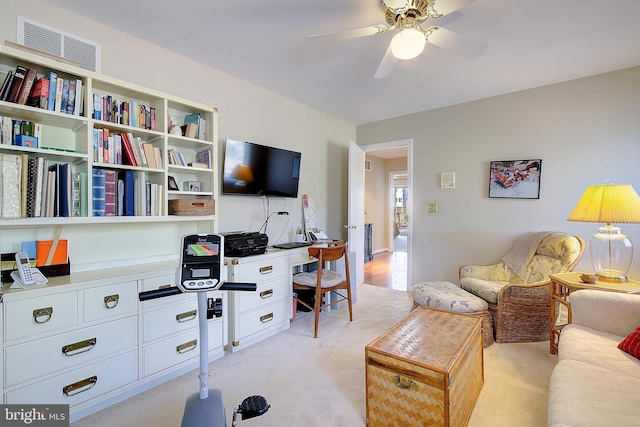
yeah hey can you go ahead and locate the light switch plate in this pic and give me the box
[428,203,437,213]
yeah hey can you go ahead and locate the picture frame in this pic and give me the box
[488,159,542,199]
[168,175,179,191]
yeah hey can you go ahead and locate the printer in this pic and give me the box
[222,232,268,257]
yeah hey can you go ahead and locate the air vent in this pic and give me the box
[17,16,101,72]
[365,160,372,171]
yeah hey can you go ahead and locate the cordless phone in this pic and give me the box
[11,252,48,287]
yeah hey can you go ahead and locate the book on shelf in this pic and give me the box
[177,151,187,166]
[120,170,135,216]
[16,68,37,105]
[60,79,70,114]
[65,79,76,115]
[142,143,157,168]
[195,149,212,168]
[153,146,162,169]
[0,153,22,218]
[92,168,106,217]
[183,113,200,139]
[198,116,207,140]
[6,65,28,104]
[26,157,37,217]
[59,163,72,217]
[104,169,117,216]
[20,154,28,218]
[44,72,57,111]
[0,70,14,101]
[188,162,208,169]
[27,77,49,109]
[92,93,102,120]
[72,171,86,217]
[47,163,60,217]
[120,132,137,166]
[54,77,64,113]
[34,156,45,217]
[0,116,11,144]
[134,136,148,167]
[150,106,156,131]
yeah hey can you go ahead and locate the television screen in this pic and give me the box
[222,138,302,198]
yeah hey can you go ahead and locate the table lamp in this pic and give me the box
[567,180,640,282]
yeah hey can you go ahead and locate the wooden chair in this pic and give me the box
[293,241,353,338]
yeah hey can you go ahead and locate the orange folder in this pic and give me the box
[36,239,69,267]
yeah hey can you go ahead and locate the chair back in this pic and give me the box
[513,233,585,284]
[308,243,347,263]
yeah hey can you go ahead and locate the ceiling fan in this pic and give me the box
[307,0,486,79]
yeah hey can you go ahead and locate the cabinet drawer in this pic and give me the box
[289,249,315,267]
[232,256,290,283]
[4,350,138,407]
[141,273,191,308]
[4,316,137,387]
[82,281,138,323]
[3,292,78,342]
[237,276,291,313]
[142,319,224,377]
[237,299,290,342]
[143,300,199,343]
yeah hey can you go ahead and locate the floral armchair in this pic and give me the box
[458,232,585,343]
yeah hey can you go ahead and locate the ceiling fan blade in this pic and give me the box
[428,0,476,17]
[373,45,398,79]
[426,27,487,59]
[306,24,388,43]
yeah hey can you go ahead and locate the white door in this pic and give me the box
[347,140,365,287]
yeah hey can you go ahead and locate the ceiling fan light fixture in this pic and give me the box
[383,0,410,12]
[390,26,426,60]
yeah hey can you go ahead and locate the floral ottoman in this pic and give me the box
[411,281,494,347]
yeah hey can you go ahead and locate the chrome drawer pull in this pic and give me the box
[259,266,273,274]
[104,294,120,309]
[62,338,97,356]
[394,376,415,390]
[259,289,273,299]
[63,375,97,397]
[177,339,197,354]
[33,307,53,324]
[176,310,197,323]
[260,313,274,323]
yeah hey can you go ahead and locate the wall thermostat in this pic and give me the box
[441,172,456,189]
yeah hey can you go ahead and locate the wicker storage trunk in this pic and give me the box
[366,307,484,427]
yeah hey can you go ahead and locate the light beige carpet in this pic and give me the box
[71,284,556,426]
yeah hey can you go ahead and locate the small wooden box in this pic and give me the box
[168,199,215,216]
[366,307,483,427]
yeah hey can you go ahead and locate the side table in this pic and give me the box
[549,272,640,354]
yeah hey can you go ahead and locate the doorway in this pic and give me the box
[362,140,411,291]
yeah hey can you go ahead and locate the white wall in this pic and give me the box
[0,0,355,271]
[357,67,640,284]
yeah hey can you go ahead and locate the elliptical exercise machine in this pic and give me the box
[139,234,269,426]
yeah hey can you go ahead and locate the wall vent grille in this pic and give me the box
[365,160,372,171]
[17,16,101,72]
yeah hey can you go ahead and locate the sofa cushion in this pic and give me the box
[618,325,640,359]
[548,359,640,427]
[459,277,509,305]
[558,324,640,379]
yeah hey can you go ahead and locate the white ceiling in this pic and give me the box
[48,0,640,125]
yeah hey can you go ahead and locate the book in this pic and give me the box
[92,168,106,217]
[26,157,37,217]
[16,68,37,105]
[153,146,162,168]
[20,154,28,218]
[6,65,27,103]
[74,78,83,116]
[117,177,124,216]
[44,72,57,111]
[142,143,157,168]
[47,163,60,217]
[60,79,70,114]
[120,132,137,166]
[183,113,200,139]
[34,156,45,217]
[59,163,72,217]
[195,149,212,168]
[54,77,64,113]
[65,79,76,115]
[28,77,49,109]
[0,116,11,144]
[72,172,82,217]
[0,154,22,218]
[120,170,135,216]
[92,92,101,120]
[104,169,117,216]
[0,70,14,101]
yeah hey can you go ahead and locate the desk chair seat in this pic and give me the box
[293,242,353,338]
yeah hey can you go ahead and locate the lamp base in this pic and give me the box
[596,274,628,283]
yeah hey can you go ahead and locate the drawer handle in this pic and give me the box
[394,376,415,390]
[260,313,274,323]
[33,307,53,324]
[176,339,197,354]
[104,294,120,309]
[176,310,197,323]
[259,266,273,275]
[63,375,97,397]
[62,338,97,356]
[259,289,273,299]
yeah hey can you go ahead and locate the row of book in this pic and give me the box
[0,65,83,116]
[0,116,43,147]
[93,129,163,168]
[0,153,84,219]
[93,94,156,131]
[167,148,212,168]
[92,169,163,217]
[169,112,207,140]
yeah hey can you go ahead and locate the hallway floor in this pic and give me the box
[364,250,407,291]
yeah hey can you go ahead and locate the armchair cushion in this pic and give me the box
[458,278,509,305]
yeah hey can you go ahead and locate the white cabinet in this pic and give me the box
[227,251,293,352]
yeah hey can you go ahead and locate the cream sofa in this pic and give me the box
[548,289,640,427]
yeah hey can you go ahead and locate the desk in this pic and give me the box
[549,272,640,354]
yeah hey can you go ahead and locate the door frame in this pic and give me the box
[362,139,413,291]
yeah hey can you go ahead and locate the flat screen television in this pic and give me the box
[222,138,302,198]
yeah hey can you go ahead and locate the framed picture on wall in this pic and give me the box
[488,159,542,199]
